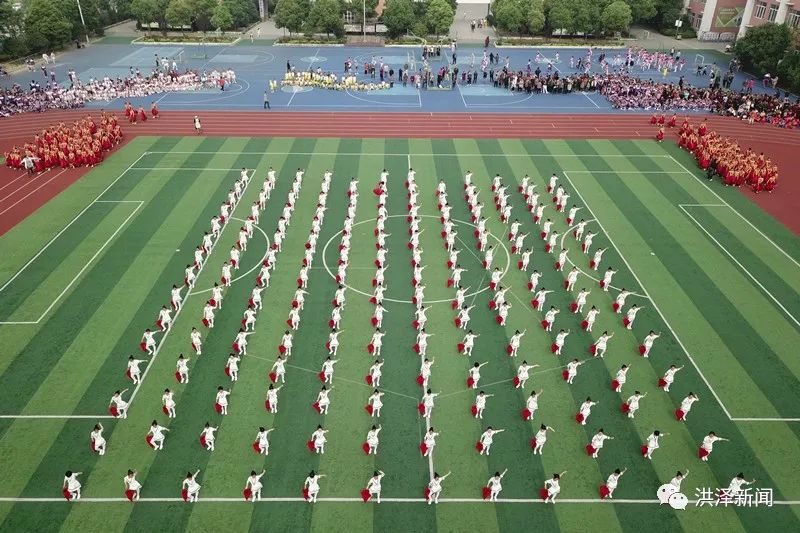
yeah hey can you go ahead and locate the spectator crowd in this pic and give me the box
[1,68,236,118]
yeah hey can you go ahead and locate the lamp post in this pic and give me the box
[363,0,366,38]
[76,0,90,44]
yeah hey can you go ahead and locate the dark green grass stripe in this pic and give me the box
[607,140,800,420]
[661,142,800,259]
[118,138,280,533]
[0,137,175,418]
[246,139,341,533]
[571,139,798,531]
[0,138,220,530]
[691,208,800,332]
[478,140,677,531]
[372,139,437,533]
[0,202,126,321]
[430,139,560,531]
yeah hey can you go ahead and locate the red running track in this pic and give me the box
[0,110,797,235]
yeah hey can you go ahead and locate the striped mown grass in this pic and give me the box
[0,137,797,533]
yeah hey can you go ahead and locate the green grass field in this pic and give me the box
[0,136,798,533]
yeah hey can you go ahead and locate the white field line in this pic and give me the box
[0,168,252,419]
[562,171,736,421]
[0,168,51,202]
[0,153,147,295]
[669,155,800,270]
[0,201,143,326]
[0,170,31,193]
[0,169,68,216]
[126,169,254,408]
[0,496,797,505]
[145,152,675,157]
[128,168,243,171]
[680,205,800,329]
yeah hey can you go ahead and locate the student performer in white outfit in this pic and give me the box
[478,426,505,455]
[304,471,325,503]
[200,422,218,451]
[426,471,451,505]
[486,469,508,502]
[63,471,82,500]
[254,427,275,455]
[588,428,614,459]
[365,424,382,455]
[126,355,147,385]
[190,328,202,355]
[90,423,106,455]
[644,430,668,460]
[366,470,385,503]
[532,424,555,455]
[246,469,266,502]
[162,388,176,418]
[124,469,142,501]
[542,471,567,503]
[698,431,729,461]
[109,389,130,418]
[182,470,201,502]
[603,468,627,498]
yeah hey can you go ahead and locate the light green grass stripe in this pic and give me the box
[0,140,218,506]
[490,141,622,533]
[464,139,621,531]
[0,139,156,388]
[408,139,501,533]
[180,139,323,533]
[737,424,800,520]
[642,152,800,298]
[12,138,231,413]
[563,140,750,533]
[13,161,230,413]
[0,136,154,281]
[0,203,139,324]
[309,139,384,532]
[56,138,262,532]
[598,154,800,382]
[582,139,788,418]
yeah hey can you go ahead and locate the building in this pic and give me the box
[684,0,800,41]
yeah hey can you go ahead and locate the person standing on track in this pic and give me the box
[193,116,202,135]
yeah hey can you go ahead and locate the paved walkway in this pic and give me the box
[452,4,495,44]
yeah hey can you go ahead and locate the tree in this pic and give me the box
[492,0,524,34]
[527,0,545,34]
[547,2,573,34]
[61,0,102,38]
[735,23,791,75]
[625,0,655,24]
[776,49,800,94]
[307,0,344,37]
[188,0,217,31]
[382,0,416,38]
[211,2,235,30]
[600,0,632,33]
[224,0,260,28]
[345,0,379,35]
[274,0,308,35]
[0,0,27,57]
[570,0,598,34]
[130,0,170,32]
[165,0,192,28]
[426,0,454,37]
[24,0,73,51]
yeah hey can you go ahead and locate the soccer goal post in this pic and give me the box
[694,54,705,67]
